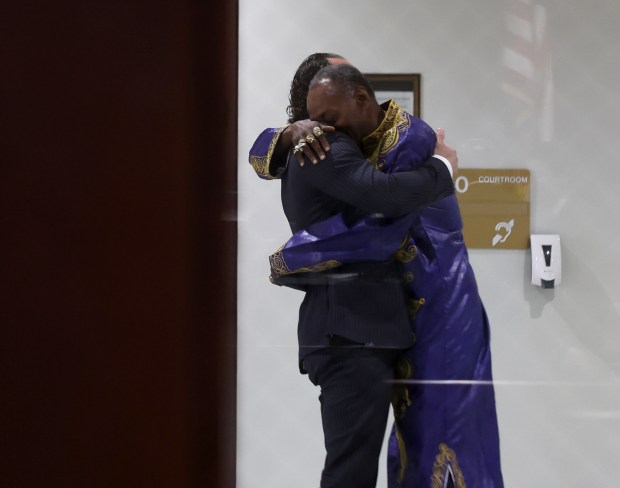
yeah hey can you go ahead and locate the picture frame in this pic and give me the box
[364,73,421,117]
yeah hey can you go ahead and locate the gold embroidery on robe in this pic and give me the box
[362,100,411,169]
[395,233,418,263]
[407,298,425,318]
[431,444,467,488]
[391,357,413,482]
[249,154,270,179]
[269,248,341,276]
[250,126,288,179]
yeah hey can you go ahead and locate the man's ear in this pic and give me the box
[354,86,370,107]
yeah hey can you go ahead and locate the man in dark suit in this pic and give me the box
[277,121,456,487]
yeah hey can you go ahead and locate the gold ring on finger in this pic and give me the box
[313,127,324,137]
[305,134,316,144]
[293,144,301,154]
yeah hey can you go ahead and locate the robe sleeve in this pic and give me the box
[248,126,289,180]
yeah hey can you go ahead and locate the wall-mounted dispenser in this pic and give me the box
[530,234,561,288]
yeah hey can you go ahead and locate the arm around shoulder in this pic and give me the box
[301,133,454,217]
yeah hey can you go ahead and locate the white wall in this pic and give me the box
[237,1,620,487]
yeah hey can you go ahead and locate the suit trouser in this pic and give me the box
[303,340,402,488]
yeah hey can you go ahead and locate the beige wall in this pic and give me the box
[238,1,620,486]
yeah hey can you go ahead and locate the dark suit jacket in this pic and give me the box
[279,132,454,368]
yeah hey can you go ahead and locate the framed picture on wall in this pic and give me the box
[364,73,421,117]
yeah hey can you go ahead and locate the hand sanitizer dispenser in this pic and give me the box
[530,234,561,288]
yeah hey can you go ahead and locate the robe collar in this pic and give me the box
[361,99,401,158]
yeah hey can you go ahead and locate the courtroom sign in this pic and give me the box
[455,169,530,249]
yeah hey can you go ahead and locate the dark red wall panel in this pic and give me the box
[1,2,237,487]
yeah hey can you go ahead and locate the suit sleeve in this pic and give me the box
[298,133,454,217]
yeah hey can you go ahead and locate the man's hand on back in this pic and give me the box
[433,128,458,177]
